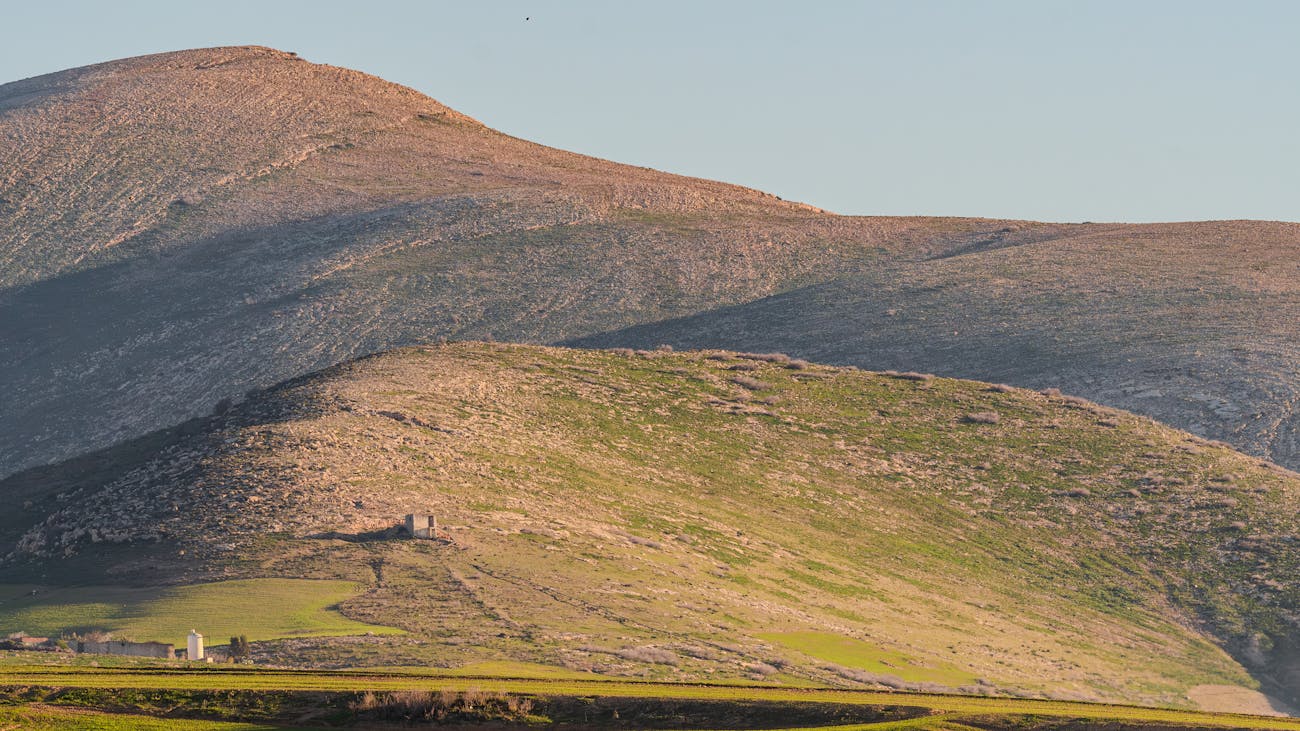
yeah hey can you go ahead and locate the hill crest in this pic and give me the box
[0,46,1297,502]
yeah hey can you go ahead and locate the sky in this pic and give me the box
[2,1,1298,223]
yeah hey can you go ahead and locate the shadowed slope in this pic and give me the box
[1,47,1298,481]
[0,46,1030,477]
[572,219,1300,469]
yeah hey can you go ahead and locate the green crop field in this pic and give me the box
[0,579,401,646]
[0,705,283,730]
[1,664,1299,730]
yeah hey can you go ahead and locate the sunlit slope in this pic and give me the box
[0,46,1019,477]
[3,47,1298,481]
[3,343,1298,709]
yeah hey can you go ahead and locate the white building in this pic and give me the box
[187,629,204,661]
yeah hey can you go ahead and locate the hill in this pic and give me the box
[1,46,1297,479]
[3,342,1299,713]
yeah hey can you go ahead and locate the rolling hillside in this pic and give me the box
[1,46,1297,479]
[3,343,1299,713]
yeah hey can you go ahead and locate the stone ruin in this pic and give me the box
[405,513,437,539]
[77,638,174,659]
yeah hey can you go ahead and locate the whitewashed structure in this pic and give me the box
[187,629,204,661]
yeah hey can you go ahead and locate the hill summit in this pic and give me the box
[1,46,1298,483]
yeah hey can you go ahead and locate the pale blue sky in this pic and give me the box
[3,1,1298,222]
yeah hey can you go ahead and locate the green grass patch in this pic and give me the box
[0,705,285,730]
[759,631,977,687]
[0,579,400,646]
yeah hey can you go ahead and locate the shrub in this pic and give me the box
[228,635,250,661]
[1064,487,1091,498]
[987,383,1016,393]
[615,646,680,665]
[624,533,663,549]
[739,352,790,363]
[731,376,771,391]
[962,411,1000,424]
[893,371,934,382]
[677,644,724,660]
[350,689,532,722]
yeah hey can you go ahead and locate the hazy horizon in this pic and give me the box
[4,0,1298,223]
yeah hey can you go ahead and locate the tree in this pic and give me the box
[229,634,250,661]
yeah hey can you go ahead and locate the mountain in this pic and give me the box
[3,342,1299,713]
[3,46,1297,480]
[571,219,1300,470]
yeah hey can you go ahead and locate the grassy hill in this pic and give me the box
[1,46,1298,482]
[3,343,1299,712]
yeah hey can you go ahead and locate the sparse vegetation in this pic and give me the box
[351,688,535,723]
[2,343,1298,710]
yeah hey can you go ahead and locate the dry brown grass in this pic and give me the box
[731,375,772,391]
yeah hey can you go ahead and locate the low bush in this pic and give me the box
[738,352,790,363]
[731,376,772,391]
[615,646,680,665]
[893,371,934,382]
[351,688,533,722]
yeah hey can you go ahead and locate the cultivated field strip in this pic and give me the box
[3,666,1300,729]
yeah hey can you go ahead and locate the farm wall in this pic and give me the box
[78,639,174,658]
